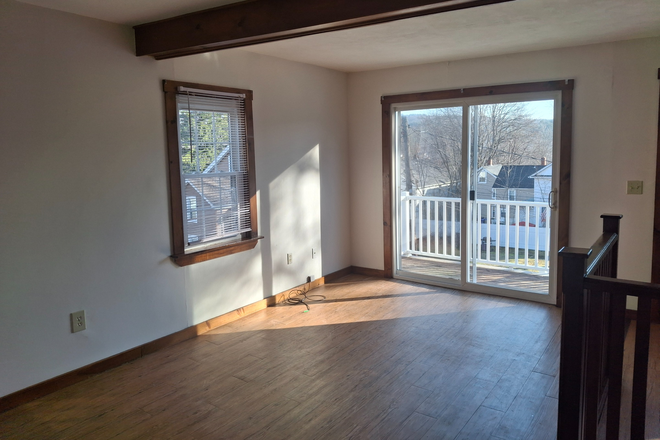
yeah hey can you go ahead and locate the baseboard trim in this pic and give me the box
[351,266,388,278]
[0,274,334,413]
[324,266,353,283]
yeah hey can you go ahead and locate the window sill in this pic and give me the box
[170,235,263,267]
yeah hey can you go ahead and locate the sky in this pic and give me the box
[527,100,554,120]
[403,99,555,120]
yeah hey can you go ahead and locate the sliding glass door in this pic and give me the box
[394,94,559,302]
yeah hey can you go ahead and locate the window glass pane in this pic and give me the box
[176,93,251,250]
[178,109,230,174]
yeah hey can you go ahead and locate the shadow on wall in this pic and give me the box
[184,144,322,325]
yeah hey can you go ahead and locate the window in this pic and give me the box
[508,189,516,201]
[478,170,487,183]
[163,80,260,266]
[186,196,198,222]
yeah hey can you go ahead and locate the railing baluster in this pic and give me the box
[411,199,417,253]
[515,205,520,266]
[496,203,501,263]
[606,293,626,440]
[434,200,439,256]
[525,206,530,267]
[534,206,540,268]
[583,289,604,438]
[486,203,492,262]
[426,200,431,253]
[477,202,482,261]
[457,202,461,257]
[631,296,652,440]
[402,196,409,254]
[451,201,456,257]
[505,205,511,265]
[418,199,423,254]
[442,201,447,256]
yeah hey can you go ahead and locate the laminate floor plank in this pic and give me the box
[481,352,540,412]
[533,326,561,376]
[522,396,558,440]
[492,371,555,440]
[421,377,497,440]
[385,412,437,440]
[0,275,564,440]
[455,405,505,440]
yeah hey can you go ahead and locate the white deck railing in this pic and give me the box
[401,194,551,273]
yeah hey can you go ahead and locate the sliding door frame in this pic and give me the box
[382,80,574,306]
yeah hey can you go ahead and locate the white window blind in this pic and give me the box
[176,89,251,252]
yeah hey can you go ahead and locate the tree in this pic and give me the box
[400,102,553,198]
[178,109,230,174]
[471,102,551,168]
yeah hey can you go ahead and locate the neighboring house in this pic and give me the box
[476,164,503,200]
[491,165,545,202]
[183,180,217,244]
[184,146,239,245]
[530,164,553,203]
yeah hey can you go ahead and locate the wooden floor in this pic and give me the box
[401,256,549,294]
[4,276,655,439]
[0,275,565,439]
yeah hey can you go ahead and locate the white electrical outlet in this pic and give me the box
[287,253,292,265]
[312,248,317,259]
[71,310,86,333]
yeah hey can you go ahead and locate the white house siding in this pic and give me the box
[476,172,498,200]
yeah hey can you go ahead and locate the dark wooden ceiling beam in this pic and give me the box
[134,0,513,59]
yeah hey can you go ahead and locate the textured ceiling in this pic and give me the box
[16,0,660,72]
[17,0,246,26]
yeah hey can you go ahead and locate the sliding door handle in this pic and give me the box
[548,189,558,210]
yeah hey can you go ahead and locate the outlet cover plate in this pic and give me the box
[71,310,86,333]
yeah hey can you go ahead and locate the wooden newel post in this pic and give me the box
[557,245,591,440]
[600,214,622,235]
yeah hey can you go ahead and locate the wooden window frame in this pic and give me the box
[381,80,573,306]
[163,79,261,267]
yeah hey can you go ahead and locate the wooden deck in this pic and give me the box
[401,256,549,294]
[0,274,656,439]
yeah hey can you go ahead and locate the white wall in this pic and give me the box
[348,38,660,292]
[0,0,350,397]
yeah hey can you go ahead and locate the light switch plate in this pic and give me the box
[626,181,643,195]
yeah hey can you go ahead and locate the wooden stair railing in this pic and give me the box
[558,214,660,440]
